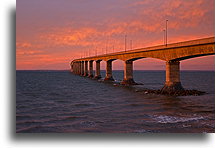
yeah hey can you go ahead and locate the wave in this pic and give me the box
[80,121,96,128]
[152,115,204,124]
[74,103,94,107]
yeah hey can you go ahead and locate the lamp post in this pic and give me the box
[88,49,90,57]
[125,34,127,52]
[95,48,97,56]
[106,37,109,54]
[166,19,168,46]
[130,40,132,50]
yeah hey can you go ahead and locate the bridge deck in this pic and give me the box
[73,37,214,62]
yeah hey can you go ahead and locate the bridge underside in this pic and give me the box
[171,53,215,61]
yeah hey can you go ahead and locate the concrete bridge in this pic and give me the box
[71,37,215,92]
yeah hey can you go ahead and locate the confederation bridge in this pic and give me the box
[71,37,215,92]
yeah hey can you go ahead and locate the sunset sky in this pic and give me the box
[16,0,214,70]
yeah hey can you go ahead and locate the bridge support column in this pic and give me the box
[88,61,94,78]
[84,61,88,76]
[121,60,136,85]
[81,61,85,76]
[70,62,73,73]
[73,62,76,74]
[77,62,79,75]
[162,60,184,92]
[78,62,81,75]
[94,60,101,79]
[76,62,79,75]
[75,62,78,75]
[73,63,75,74]
[104,60,114,81]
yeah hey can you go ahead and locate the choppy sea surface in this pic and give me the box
[16,70,215,133]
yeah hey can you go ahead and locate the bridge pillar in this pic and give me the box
[88,60,94,78]
[121,60,136,85]
[104,60,114,81]
[70,62,73,73]
[162,60,184,92]
[75,62,78,74]
[81,61,84,76]
[73,62,75,74]
[78,62,81,75]
[77,62,79,75]
[73,62,76,74]
[78,61,81,75]
[84,61,88,76]
[77,62,80,75]
[94,60,101,79]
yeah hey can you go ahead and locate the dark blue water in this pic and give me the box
[16,70,215,133]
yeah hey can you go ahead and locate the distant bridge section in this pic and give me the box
[71,37,215,92]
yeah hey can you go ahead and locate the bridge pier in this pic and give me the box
[70,62,73,73]
[84,61,88,76]
[162,60,184,92]
[72,62,75,74]
[74,62,77,74]
[78,62,82,75]
[88,60,94,78]
[121,60,136,85]
[94,60,101,79]
[75,62,78,75]
[104,60,114,81]
[81,61,84,76]
[78,62,80,75]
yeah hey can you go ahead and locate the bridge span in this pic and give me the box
[71,37,215,92]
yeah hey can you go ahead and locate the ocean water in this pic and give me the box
[16,70,215,133]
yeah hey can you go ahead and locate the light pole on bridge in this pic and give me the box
[166,19,168,46]
[125,34,127,52]
[88,49,90,57]
[130,40,132,50]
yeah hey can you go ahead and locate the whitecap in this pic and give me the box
[153,115,204,124]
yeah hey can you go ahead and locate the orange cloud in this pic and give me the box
[16,53,72,70]
[16,41,44,57]
[126,0,213,31]
[16,42,32,48]
[39,27,102,47]
[17,49,43,56]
